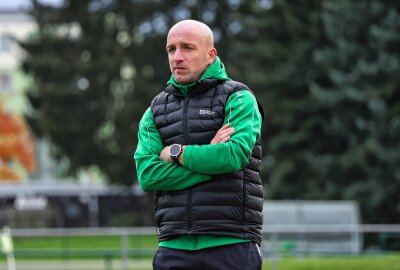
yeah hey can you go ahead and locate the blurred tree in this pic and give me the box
[234,0,400,223]
[20,0,245,185]
[19,0,399,223]
[308,0,400,223]
[20,0,171,184]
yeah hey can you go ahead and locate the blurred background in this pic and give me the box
[0,0,399,269]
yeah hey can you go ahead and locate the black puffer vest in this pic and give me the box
[151,79,264,245]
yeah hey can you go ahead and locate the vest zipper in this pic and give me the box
[183,97,192,234]
[183,97,189,143]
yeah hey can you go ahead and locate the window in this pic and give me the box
[0,35,12,52]
[0,74,12,92]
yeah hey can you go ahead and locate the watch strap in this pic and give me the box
[171,155,180,163]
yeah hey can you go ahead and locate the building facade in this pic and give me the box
[0,10,35,114]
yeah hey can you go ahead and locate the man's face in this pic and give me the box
[166,28,212,85]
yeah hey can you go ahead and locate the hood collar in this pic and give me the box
[167,56,230,96]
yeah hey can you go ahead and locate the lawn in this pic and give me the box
[8,234,158,259]
[12,234,158,249]
[262,255,400,270]
[2,235,400,269]
[2,256,399,270]
[131,255,400,270]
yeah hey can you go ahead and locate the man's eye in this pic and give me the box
[168,48,175,53]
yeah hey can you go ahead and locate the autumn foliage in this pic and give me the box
[0,103,36,182]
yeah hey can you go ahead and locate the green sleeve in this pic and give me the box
[183,90,262,174]
[134,108,210,192]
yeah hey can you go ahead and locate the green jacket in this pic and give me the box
[134,57,263,250]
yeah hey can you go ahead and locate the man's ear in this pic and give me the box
[208,48,217,64]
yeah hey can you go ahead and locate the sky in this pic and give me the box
[0,0,62,10]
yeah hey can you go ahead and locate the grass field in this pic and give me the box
[2,256,400,270]
[12,234,158,250]
[2,235,399,269]
[262,255,400,270]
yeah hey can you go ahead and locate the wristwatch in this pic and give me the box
[169,144,182,164]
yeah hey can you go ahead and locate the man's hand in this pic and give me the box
[160,146,173,163]
[210,123,235,144]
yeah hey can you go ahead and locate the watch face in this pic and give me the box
[170,144,181,156]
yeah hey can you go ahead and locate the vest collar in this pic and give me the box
[165,79,221,97]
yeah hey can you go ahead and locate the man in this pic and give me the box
[134,19,264,270]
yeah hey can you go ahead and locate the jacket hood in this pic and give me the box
[167,56,230,95]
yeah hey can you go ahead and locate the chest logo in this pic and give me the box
[200,109,215,115]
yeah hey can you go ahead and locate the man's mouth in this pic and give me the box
[174,67,187,74]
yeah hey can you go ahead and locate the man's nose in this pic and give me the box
[172,48,184,61]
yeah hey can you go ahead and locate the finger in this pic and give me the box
[217,127,235,138]
[219,136,230,143]
[210,125,234,144]
[213,131,234,144]
[217,123,230,133]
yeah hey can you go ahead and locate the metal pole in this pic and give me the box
[120,233,129,270]
[270,232,279,270]
[88,196,99,227]
[6,253,17,270]
[1,227,17,270]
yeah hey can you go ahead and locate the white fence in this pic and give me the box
[262,224,400,258]
[1,225,400,270]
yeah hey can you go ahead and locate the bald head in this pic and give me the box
[166,20,217,85]
[168,20,214,48]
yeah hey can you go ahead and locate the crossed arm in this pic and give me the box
[134,90,262,192]
[134,109,235,192]
[159,123,235,164]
